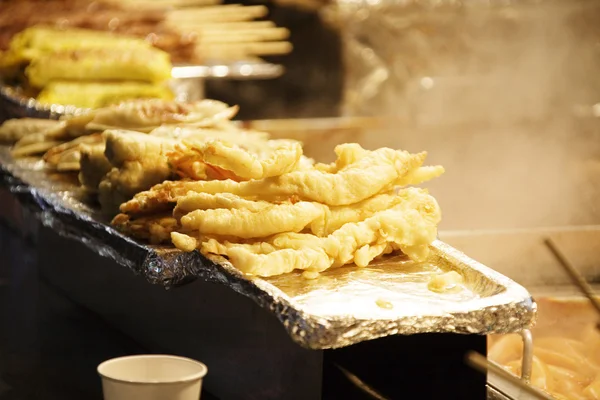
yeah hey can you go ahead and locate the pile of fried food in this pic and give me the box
[0,99,445,278]
[0,26,174,108]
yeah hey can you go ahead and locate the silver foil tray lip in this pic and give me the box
[0,146,536,350]
[171,62,283,80]
[210,240,536,349]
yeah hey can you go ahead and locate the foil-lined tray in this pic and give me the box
[0,146,535,349]
[0,61,283,120]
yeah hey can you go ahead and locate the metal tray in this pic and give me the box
[0,61,283,120]
[0,146,536,349]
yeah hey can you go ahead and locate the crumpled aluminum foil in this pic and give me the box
[0,146,535,349]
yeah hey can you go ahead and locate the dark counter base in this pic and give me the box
[0,180,486,399]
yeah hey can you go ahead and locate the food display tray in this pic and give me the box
[0,61,284,120]
[0,145,535,349]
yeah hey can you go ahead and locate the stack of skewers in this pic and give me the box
[0,0,293,63]
[0,0,293,115]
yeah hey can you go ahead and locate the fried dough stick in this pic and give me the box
[173,192,273,218]
[197,188,441,277]
[179,138,304,180]
[180,201,325,238]
[175,189,430,239]
[120,144,428,214]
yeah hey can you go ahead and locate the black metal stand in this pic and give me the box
[1,187,486,400]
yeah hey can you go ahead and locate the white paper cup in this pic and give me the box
[98,355,207,400]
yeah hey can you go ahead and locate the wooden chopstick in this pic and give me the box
[544,237,600,326]
[197,41,292,57]
[168,21,276,31]
[118,0,222,10]
[167,5,269,23]
[196,28,290,44]
[466,352,556,400]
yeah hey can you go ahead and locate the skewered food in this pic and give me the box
[1,26,174,107]
[0,0,292,63]
[3,26,154,69]
[26,48,172,88]
[37,81,174,109]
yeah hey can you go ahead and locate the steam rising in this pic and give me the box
[339,0,600,230]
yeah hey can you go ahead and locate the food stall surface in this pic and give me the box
[0,129,534,398]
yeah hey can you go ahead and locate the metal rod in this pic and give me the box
[543,238,600,324]
[520,329,533,382]
[334,363,391,400]
[465,352,556,400]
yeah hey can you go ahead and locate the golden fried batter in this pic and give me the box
[202,239,332,276]
[171,232,197,252]
[112,213,180,244]
[99,130,177,214]
[78,143,112,191]
[0,118,64,143]
[195,188,441,277]
[199,139,303,180]
[43,134,103,171]
[120,144,430,214]
[309,192,401,236]
[173,192,272,219]
[180,201,325,239]
[86,99,239,133]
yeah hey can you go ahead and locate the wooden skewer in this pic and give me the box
[167,12,267,24]
[167,5,268,23]
[197,41,292,57]
[273,0,328,11]
[169,4,245,14]
[118,0,222,9]
[466,352,556,400]
[168,21,276,31]
[544,238,600,328]
[195,28,290,44]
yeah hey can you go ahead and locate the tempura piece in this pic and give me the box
[197,188,440,276]
[199,139,303,180]
[396,165,445,186]
[180,201,325,239]
[150,125,270,146]
[99,130,177,214]
[85,99,238,133]
[174,192,273,219]
[0,118,63,143]
[11,140,62,158]
[37,81,174,109]
[314,143,369,173]
[202,239,332,277]
[79,143,112,191]
[309,192,401,236]
[120,144,431,214]
[171,232,197,252]
[26,47,172,88]
[43,134,103,171]
[112,213,180,244]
